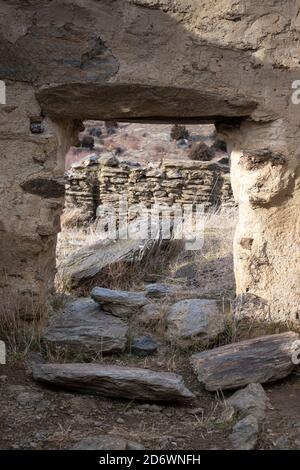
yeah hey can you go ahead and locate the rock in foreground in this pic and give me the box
[166,299,225,345]
[32,363,195,403]
[43,299,128,355]
[190,332,299,390]
[91,287,148,317]
[227,383,269,450]
[227,383,269,423]
[229,415,259,450]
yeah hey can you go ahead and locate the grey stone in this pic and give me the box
[227,383,269,423]
[43,298,128,355]
[144,283,174,299]
[138,304,162,325]
[190,332,299,390]
[32,363,195,403]
[16,391,44,407]
[173,262,198,280]
[91,287,148,317]
[127,441,146,450]
[274,436,294,450]
[72,435,127,450]
[166,299,224,345]
[229,415,259,450]
[131,335,158,356]
[99,153,119,167]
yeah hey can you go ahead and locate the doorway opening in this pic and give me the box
[56,120,237,301]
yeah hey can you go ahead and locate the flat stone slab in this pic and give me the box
[32,363,195,403]
[91,287,148,317]
[166,299,225,345]
[43,298,128,355]
[190,332,299,391]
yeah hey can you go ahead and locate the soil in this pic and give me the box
[0,356,299,450]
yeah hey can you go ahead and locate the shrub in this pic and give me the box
[187,142,214,161]
[88,126,102,138]
[80,134,94,150]
[105,121,119,135]
[170,124,189,141]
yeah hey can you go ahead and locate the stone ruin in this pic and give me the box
[65,154,234,224]
[0,0,300,323]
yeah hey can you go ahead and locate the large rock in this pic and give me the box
[165,299,225,345]
[91,287,148,317]
[59,218,160,289]
[190,332,299,391]
[227,383,269,450]
[229,415,259,450]
[43,298,128,354]
[227,383,269,423]
[32,363,195,403]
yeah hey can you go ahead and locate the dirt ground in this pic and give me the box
[1,209,299,450]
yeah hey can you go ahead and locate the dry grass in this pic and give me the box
[56,211,185,294]
[60,207,92,229]
[0,285,45,359]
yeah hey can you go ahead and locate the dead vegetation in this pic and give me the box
[0,283,45,359]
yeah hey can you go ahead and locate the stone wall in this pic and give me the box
[65,155,234,222]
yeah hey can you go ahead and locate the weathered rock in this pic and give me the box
[229,415,259,450]
[144,283,174,299]
[190,332,299,391]
[71,435,144,450]
[43,298,128,354]
[91,287,148,317]
[166,299,225,345]
[99,153,119,167]
[227,383,269,423]
[32,363,195,402]
[227,383,269,450]
[131,335,158,356]
[59,219,160,288]
[173,262,198,280]
[138,303,162,326]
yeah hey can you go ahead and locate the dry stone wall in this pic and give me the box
[65,155,234,221]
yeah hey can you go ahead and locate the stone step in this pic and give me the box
[190,332,299,391]
[91,286,149,317]
[43,298,128,355]
[32,363,195,403]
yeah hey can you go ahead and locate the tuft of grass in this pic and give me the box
[0,286,45,359]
